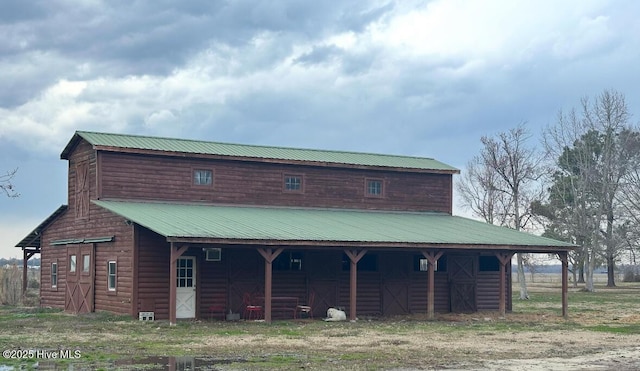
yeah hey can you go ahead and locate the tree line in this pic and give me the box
[458,90,640,296]
[0,258,41,267]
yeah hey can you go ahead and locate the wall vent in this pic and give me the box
[205,248,222,261]
[139,311,155,321]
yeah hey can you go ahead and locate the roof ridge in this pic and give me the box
[75,130,438,161]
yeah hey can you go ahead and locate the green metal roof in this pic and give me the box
[62,131,459,173]
[15,205,68,248]
[93,200,575,252]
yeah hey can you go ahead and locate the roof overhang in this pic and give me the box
[15,205,68,249]
[93,200,577,253]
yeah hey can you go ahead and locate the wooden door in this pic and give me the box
[308,281,338,317]
[448,255,477,313]
[176,257,196,319]
[382,281,409,315]
[65,245,94,313]
[381,253,409,315]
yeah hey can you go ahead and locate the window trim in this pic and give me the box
[82,254,91,274]
[192,168,214,187]
[69,255,77,273]
[205,248,222,261]
[51,262,58,289]
[365,178,384,198]
[413,255,447,272]
[283,173,304,193]
[107,260,117,292]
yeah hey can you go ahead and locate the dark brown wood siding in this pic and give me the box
[98,152,453,212]
[40,142,134,314]
[198,250,228,320]
[136,227,170,319]
[409,272,450,313]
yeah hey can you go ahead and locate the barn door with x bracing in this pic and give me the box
[65,244,95,314]
[448,255,477,313]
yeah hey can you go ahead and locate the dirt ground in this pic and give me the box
[178,309,640,370]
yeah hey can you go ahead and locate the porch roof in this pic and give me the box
[93,200,576,253]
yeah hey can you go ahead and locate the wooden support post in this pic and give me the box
[421,250,443,320]
[22,249,36,295]
[22,250,28,295]
[258,247,284,323]
[169,243,189,326]
[495,252,514,317]
[559,251,569,319]
[344,249,367,321]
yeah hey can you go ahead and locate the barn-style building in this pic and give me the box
[17,131,574,324]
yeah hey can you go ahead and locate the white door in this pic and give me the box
[176,257,196,319]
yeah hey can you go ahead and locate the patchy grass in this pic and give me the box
[1,282,640,370]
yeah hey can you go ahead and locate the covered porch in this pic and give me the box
[94,200,575,324]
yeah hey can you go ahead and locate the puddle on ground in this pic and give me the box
[2,356,248,370]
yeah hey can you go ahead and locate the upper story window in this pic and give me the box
[366,178,383,197]
[283,174,303,192]
[193,169,213,186]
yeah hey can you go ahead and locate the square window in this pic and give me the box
[342,253,378,271]
[193,169,213,186]
[108,261,117,291]
[284,175,302,192]
[479,256,500,271]
[205,248,222,261]
[51,263,58,288]
[366,179,383,196]
[274,252,304,271]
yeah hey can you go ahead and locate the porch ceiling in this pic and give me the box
[93,200,576,253]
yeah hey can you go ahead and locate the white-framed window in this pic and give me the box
[193,169,213,186]
[82,254,90,273]
[418,259,429,272]
[205,248,222,261]
[284,175,302,192]
[51,262,58,288]
[69,255,76,273]
[366,179,383,197]
[414,255,446,272]
[107,261,117,291]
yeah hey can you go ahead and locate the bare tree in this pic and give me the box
[457,155,509,226]
[543,90,640,290]
[1,168,19,198]
[458,124,542,299]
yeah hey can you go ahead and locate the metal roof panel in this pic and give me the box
[92,200,575,250]
[68,131,459,172]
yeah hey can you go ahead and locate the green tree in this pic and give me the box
[542,90,640,290]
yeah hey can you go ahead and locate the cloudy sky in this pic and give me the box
[1,0,640,258]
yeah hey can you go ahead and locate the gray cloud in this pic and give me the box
[2,0,640,257]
